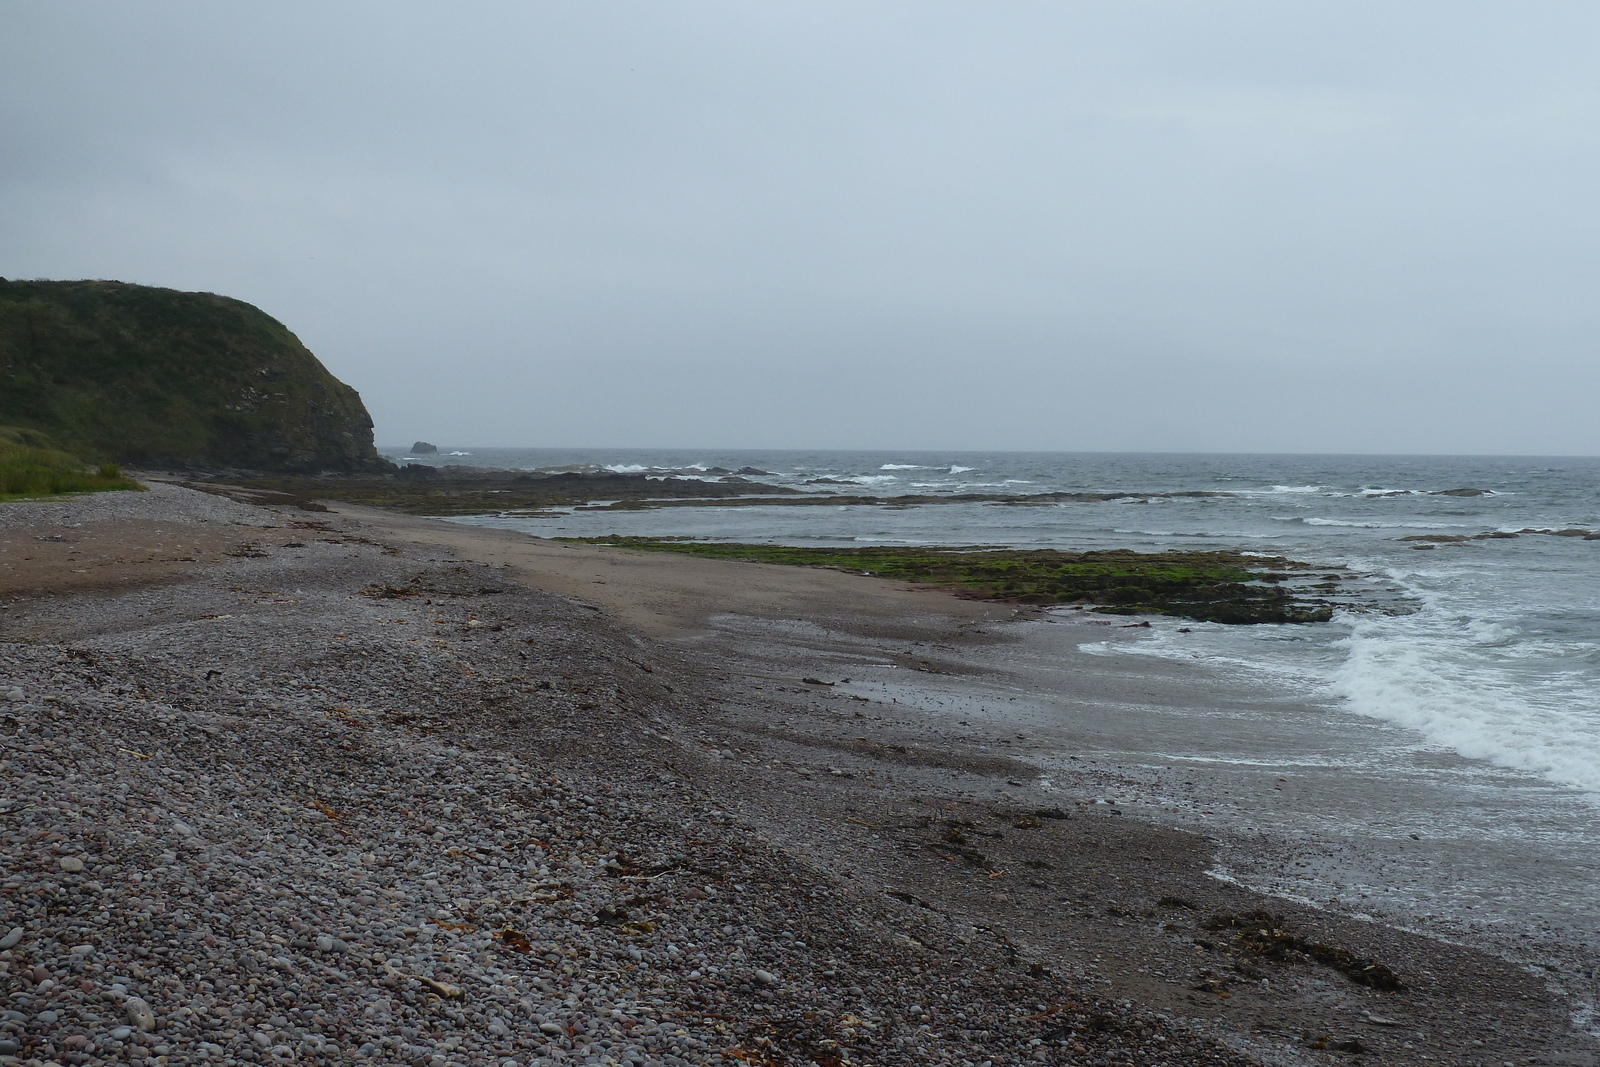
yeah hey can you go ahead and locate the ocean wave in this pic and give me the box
[1157,755,1357,768]
[1334,613,1600,795]
[948,465,977,474]
[1110,528,1286,539]
[1366,487,1502,498]
[1232,484,1351,497]
[1076,627,1339,688]
[1292,518,1471,529]
[1235,485,1498,500]
[879,463,934,470]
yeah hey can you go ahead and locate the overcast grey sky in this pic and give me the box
[4,2,1599,454]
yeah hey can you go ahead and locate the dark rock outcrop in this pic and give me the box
[411,441,439,454]
[0,279,387,472]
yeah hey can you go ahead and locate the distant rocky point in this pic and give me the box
[410,441,439,454]
[0,279,388,473]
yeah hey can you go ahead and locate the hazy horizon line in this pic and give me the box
[377,444,1600,461]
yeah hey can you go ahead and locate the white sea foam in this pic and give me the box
[1159,755,1359,768]
[879,463,933,470]
[1296,518,1468,529]
[1333,611,1600,796]
[948,465,977,474]
[1111,527,1285,539]
[1237,485,1480,499]
[1077,629,1338,690]
[1076,599,1600,799]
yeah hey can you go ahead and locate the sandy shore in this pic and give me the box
[318,504,1019,640]
[0,484,1594,1067]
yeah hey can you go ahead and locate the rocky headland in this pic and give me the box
[0,281,386,474]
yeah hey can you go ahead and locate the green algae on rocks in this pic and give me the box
[0,279,385,472]
[557,538,1339,624]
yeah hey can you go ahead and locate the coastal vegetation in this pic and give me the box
[0,279,385,472]
[557,537,1339,623]
[0,426,143,499]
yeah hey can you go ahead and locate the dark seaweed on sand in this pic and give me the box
[1204,911,1403,990]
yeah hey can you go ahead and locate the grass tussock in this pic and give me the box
[0,426,144,499]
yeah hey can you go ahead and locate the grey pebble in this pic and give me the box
[123,996,157,1032]
[0,927,21,950]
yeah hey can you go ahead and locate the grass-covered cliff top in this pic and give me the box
[0,279,385,472]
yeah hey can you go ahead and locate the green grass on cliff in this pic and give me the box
[0,279,383,472]
[556,537,1335,624]
[0,427,144,499]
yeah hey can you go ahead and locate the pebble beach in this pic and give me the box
[1,483,1594,1067]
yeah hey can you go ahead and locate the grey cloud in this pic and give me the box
[4,1,1599,453]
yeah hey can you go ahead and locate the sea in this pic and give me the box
[387,446,1600,1009]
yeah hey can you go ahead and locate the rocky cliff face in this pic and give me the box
[0,280,387,472]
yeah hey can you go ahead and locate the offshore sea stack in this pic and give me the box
[0,279,387,473]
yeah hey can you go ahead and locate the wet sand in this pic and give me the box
[320,502,1019,639]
